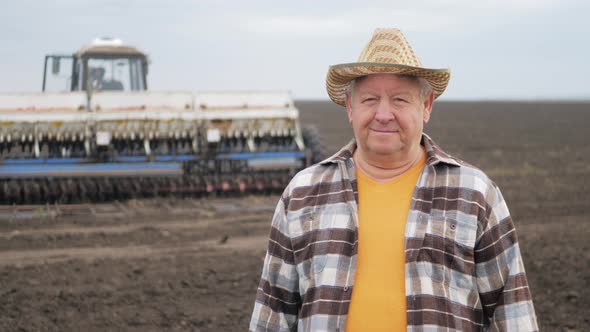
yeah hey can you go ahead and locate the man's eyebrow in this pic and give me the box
[392,92,415,98]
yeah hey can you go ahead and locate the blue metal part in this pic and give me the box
[113,155,199,162]
[112,152,306,162]
[0,151,306,178]
[218,151,306,160]
[2,158,89,165]
[0,162,183,178]
[1,151,305,164]
[154,155,198,162]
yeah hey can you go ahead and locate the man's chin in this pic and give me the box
[368,145,403,157]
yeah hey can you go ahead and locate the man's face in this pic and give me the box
[345,74,434,160]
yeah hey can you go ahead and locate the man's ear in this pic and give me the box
[345,93,353,124]
[422,91,435,124]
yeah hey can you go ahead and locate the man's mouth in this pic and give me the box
[370,128,399,133]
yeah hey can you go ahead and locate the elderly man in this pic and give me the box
[250,28,538,331]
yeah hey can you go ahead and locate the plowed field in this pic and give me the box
[1,101,588,331]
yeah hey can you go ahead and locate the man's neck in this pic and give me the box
[353,146,425,183]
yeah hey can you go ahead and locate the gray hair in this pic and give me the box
[345,75,433,102]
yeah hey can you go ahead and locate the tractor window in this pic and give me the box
[42,55,74,92]
[86,57,145,92]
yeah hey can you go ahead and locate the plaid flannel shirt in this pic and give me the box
[250,134,538,332]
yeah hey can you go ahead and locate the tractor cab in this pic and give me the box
[42,37,149,93]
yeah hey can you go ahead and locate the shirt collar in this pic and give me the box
[319,133,461,168]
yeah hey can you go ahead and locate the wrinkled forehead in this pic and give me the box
[346,74,421,97]
[351,74,420,87]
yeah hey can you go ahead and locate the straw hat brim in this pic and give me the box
[326,62,450,107]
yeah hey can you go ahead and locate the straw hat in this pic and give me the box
[326,28,450,106]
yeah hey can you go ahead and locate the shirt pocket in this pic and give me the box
[417,216,477,290]
[291,208,354,279]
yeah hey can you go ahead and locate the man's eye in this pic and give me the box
[393,98,408,103]
[362,98,376,103]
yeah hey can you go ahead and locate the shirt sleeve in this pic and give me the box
[249,196,301,332]
[474,182,539,331]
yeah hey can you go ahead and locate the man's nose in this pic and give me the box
[374,100,395,123]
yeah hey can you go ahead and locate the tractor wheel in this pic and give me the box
[301,124,328,165]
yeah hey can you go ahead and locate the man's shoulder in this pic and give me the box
[286,140,354,191]
[424,134,496,190]
[287,160,343,191]
[434,150,513,201]
[443,153,489,177]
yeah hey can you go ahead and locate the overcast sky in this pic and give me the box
[0,0,588,100]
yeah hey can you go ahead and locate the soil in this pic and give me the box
[1,100,589,331]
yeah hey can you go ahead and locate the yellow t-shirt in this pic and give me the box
[346,152,426,331]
